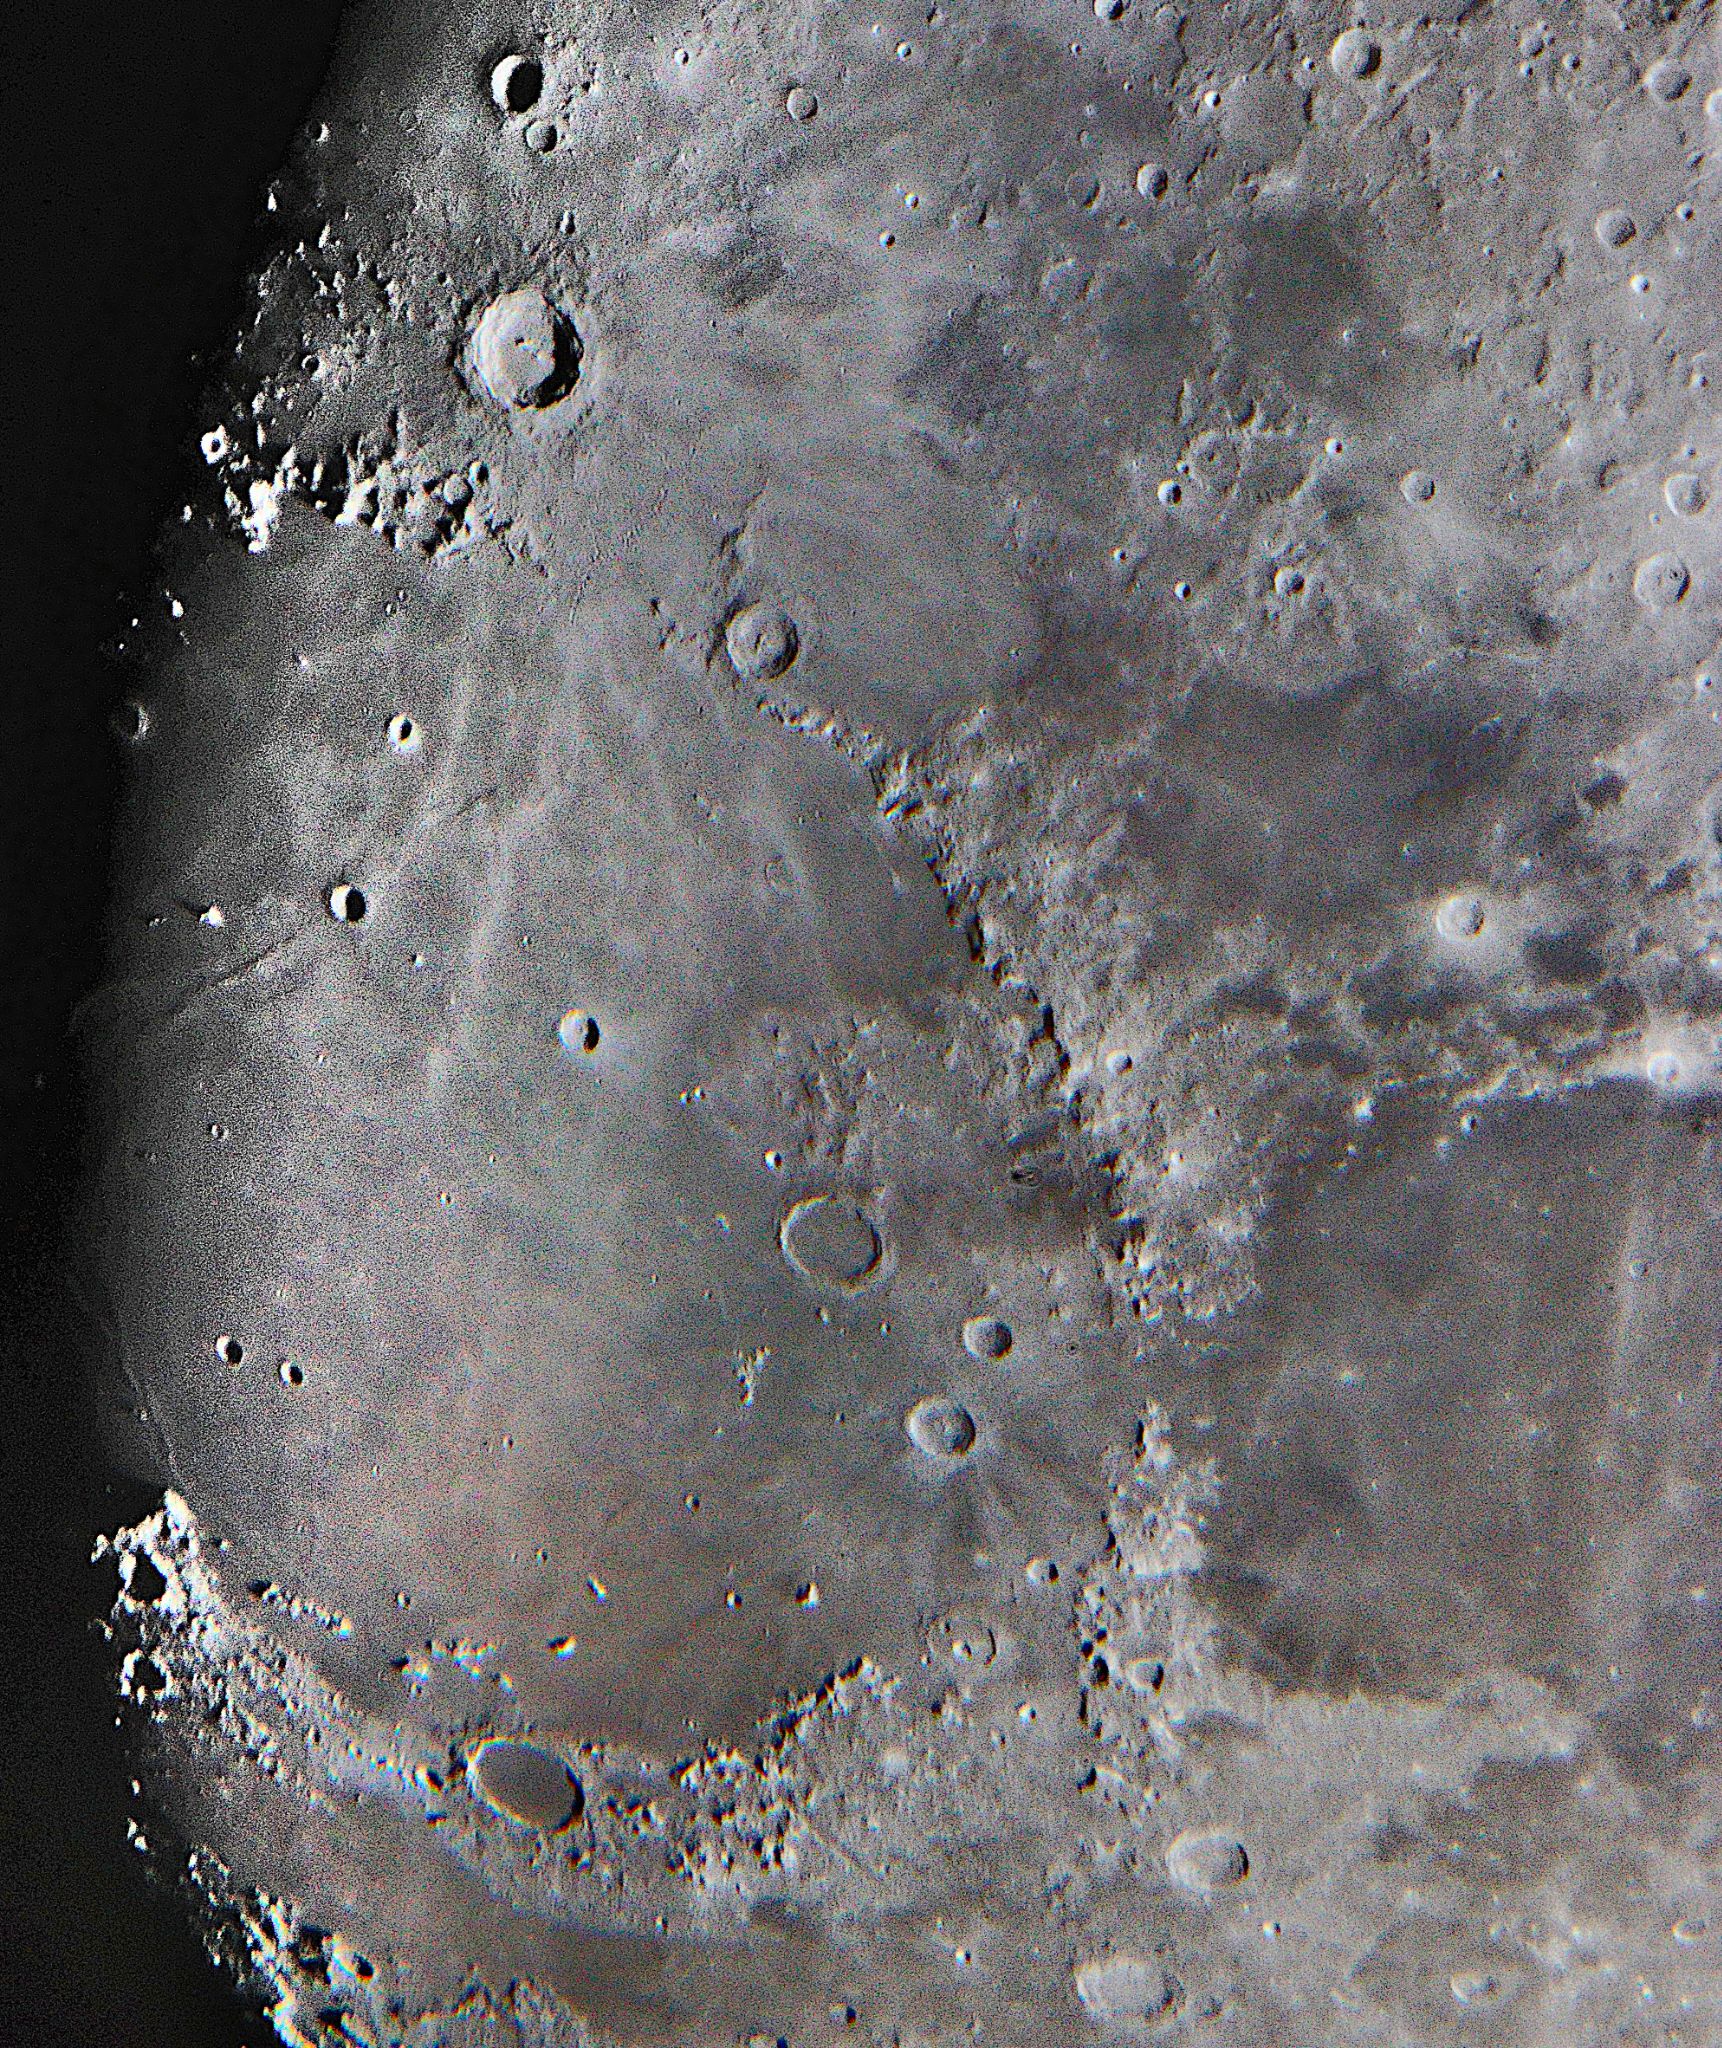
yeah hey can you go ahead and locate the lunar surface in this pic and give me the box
[88,1,1719,2042]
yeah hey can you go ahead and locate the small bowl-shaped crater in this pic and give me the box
[905,1396,977,1460]
[962,1314,1013,1360]
[1645,1048,1685,1090]
[929,1613,998,1666]
[490,53,544,115]
[1329,27,1380,78]
[126,1554,170,1605]
[473,289,581,411]
[725,602,800,683]
[1449,1966,1516,2008]
[112,699,151,744]
[1643,57,1689,103]
[124,1651,170,1699]
[1434,892,1486,942]
[1164,1827,1250,1894]
[1074,1955,1181,2026]
[557,1009,602,1055]
[779,1194,884,1291]
[1633,552,1689,612]
[1122,1654,1165,1694]
[468,1738,583,1832]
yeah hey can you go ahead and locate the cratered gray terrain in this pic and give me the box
[88,1,1719,2042]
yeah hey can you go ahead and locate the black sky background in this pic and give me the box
[1,7,346,2039]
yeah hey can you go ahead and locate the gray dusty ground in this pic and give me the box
[88,0,1719,2041]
